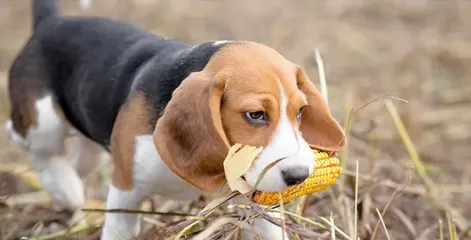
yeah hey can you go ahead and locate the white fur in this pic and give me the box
[27,96,84,209]
[212,40,231,46]
[79,0,92,9]
[244,84,315,192]
[101,185,143,240]
[132,135,200,199]
[4,95,106,210]
[35,156,85,210]
[5,95,85,210]
[27,95,67,155]
[102,135,200,240]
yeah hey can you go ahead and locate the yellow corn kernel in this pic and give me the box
[253,149,342,205]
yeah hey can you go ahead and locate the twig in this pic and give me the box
[326,94,407,164]
[280,196,286,240]
[250,158,284,196]
[337,90,353,231]
[81,208,197,217]
[447,213,456,240]
[267,208,327,229]
[340,90,353,186]
[353,161,359,240]
[452,222,458,240]
[330,212,335,240]
[375,208,390,240]
[318,216,353,240]
[314,48,328,104]
[439,219,444,240]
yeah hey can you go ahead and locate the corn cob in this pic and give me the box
[253,149,342,205]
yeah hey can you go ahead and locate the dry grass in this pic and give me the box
[0,0,470,239]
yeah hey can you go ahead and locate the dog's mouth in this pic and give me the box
[251,149,342,206]
[224,144,333,194]
[223,144,342,205]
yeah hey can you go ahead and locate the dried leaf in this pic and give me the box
[230,178,253,195]
[223,144,263,193]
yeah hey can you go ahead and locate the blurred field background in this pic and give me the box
[0,0,470,239]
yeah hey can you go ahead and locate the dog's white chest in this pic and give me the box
[133,135,201,200]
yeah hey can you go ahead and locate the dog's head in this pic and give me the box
[153,41,346,193]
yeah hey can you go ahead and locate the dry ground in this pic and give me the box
[0,1,470,239]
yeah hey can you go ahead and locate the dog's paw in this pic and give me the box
[39,158,85,210]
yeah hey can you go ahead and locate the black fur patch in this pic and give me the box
[26,13,228,148]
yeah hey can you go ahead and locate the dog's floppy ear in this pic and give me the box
[295,65,346,152]
[153,70,230,193]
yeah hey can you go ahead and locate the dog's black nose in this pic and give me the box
[281,167,309,186]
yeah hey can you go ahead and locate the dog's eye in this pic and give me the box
[296,106,305,120]
[244,111,267,126]
[247,111,265,120]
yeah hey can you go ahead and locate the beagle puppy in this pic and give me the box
[5,1,346,239]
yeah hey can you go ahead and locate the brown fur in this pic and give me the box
[7,40,54,137]
[110,92,154,190]
[8,75,42,138]
[9,87,69,140]
[153,42,345,192]
[295,66,346,151]
[153,69,231,192]
[9,90,39,138]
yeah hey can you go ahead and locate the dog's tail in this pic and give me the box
[32,0,60,30]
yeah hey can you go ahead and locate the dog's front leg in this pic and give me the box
[102,134,201,240]
[101,185,148,240]
[102,134,161,240]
